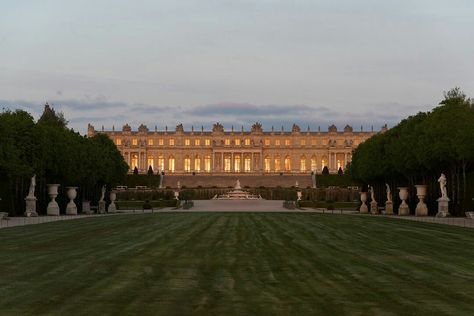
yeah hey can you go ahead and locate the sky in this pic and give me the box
[1,0,473,134]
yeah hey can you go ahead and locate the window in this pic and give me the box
[284,156,291,171]
[131,154,138,170]
[132,139,138,146]
[195,139,200,146]
[147,156,154,170]
[311,157,317,171]
[311,139,317,146]
[264,157,271,172]
[234,139,241,146]
[225,139,230,146]
[234,155,241,172]
[244,157,251,172]
[158,155,164,171]
[285,139,291,146]
[321,158,327,169]
[224,156,231,172]
[184,157,191,172]
[169,139,175,146]
[185,139,190,146]
[300,139,306,146]
[204,155,211,172]
[275,157,281,171]
[337,160,341,170]
[275,139,281,146]
[169,156,175,172]
[300,157,306,172]
[116,139,122,146]
[205,139,211,146]
[264,139,270,146]
[194,157,201,172]
[158,138,164,146]
[244,138,250,146]
[148,139,153,146]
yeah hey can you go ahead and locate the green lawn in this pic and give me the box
[0,213,473,315]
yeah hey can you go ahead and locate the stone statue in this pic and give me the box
[99,185,106,202]
[369,186,376,202]
[27,174,36,198]
[438,173,447,199]
[235,179,241,190]
[385,183,392,202]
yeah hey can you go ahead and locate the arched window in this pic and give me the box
[321,156,327,169]
[194,156,201,172]
[284,156,291,172]
[234,155,241,172]
[311,155,317,171]
[204,155,211,172]
[147,156,154,170]
[184,156,191,172]
[275,155,281,171]
[300,156,306,172]
[264,156,271,172]
[131,154,138,170]
[244,156,251,172]
[168,156,175,173]
[158,155,164,171]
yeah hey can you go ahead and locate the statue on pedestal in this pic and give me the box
[98,185,106,214]
[369,186,378,214]
[438,173,447,199]
[385,183,393,215]
[436,173,450,217]
[25,174,38,217]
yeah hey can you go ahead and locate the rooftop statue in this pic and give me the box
[212,122,224,133]
[251,122,263,133]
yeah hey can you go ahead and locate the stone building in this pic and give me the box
[88,122,383,175]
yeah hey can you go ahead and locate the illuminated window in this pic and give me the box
[275,156,281,171]
[321,158,327,169]
[147,156,154,170]
[234,155,241,172]
[244,157,251,172]
[264,139,270,146]
[116,139,122,146]
[285,139,291,146]
[195,139,200,146]
[184,157,191,172]
[205,139,211,146]
[204,155,211,172]
[244,138,251,146]
[169,139,175,146]
[284,156,291,171]
[185,139,190,146]
[168,156,175,172]
[225,139,230,146]
[131,154,138,170]
[132,139,138,146]
[300,156,306,172]
[194,157,201,172]
[264,156,271,172]
[158,138,164,146]
[224,156,231,172]
[148,139,153,146]
[337,160,341,170]
[234,139,241,146]
[300,139,306,146]
[158,155,164,171]
[311,139,317,146]
[275,139,281,146]
[311,156,317,171]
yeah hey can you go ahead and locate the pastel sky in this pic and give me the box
[1,0,473,134]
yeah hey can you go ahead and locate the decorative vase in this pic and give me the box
[65,187,78,215]
[397,187,410,215]
[415,185,428,216]
[359,192,368,214]
[47,184,60,216]
[108,191,117,213]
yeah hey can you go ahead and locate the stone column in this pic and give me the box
[231,152,234,172]
[221,152,224,172]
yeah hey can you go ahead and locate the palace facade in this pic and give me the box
[88,122,384,175]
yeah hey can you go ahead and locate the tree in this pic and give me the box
[322,166,329,175]
[338,167,343,175]
[133,166,139,175]
[37,103,68,129]
[147,165,154,176]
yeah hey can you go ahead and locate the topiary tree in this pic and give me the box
[133,166,139,175]
[322,166,329,175]
[338,167,343,175]
[147,165,154,176]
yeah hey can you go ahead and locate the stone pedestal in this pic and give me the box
[415,185,428,216]
[47,184,60,216]
[98,201,106,214]
[359,192,368,214]
[436,197,450,217]
[385,201,393,215]
[370,201,378,215]
[398,187,410,216]
[108,192,117,213]
[65,187,78,215]
[82,201,93,214]
[25,197,38,217]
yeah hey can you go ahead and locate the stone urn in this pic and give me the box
[297,191,302,201]
[65,187,78,215]
[174,191,180,200]
[47,184,60,216]
[397,187,410,216]
[359,192,368,214]
[415,185,428,216]
[108,191,117,213]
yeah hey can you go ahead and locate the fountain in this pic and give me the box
[214,179,262,200]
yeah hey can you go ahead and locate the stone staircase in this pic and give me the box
[161,174,312,188]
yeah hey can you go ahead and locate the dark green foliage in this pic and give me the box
[322,166,329,175]
[337,167,343,175]
[147,165,154,176]
[179,189,195,202]
[133,166,139,175]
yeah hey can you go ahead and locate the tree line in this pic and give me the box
[349,88,474,215]
[0,104,129,215]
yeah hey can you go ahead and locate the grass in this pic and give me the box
[0,213,473,315]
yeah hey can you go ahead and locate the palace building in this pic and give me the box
[88,122,384,175]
